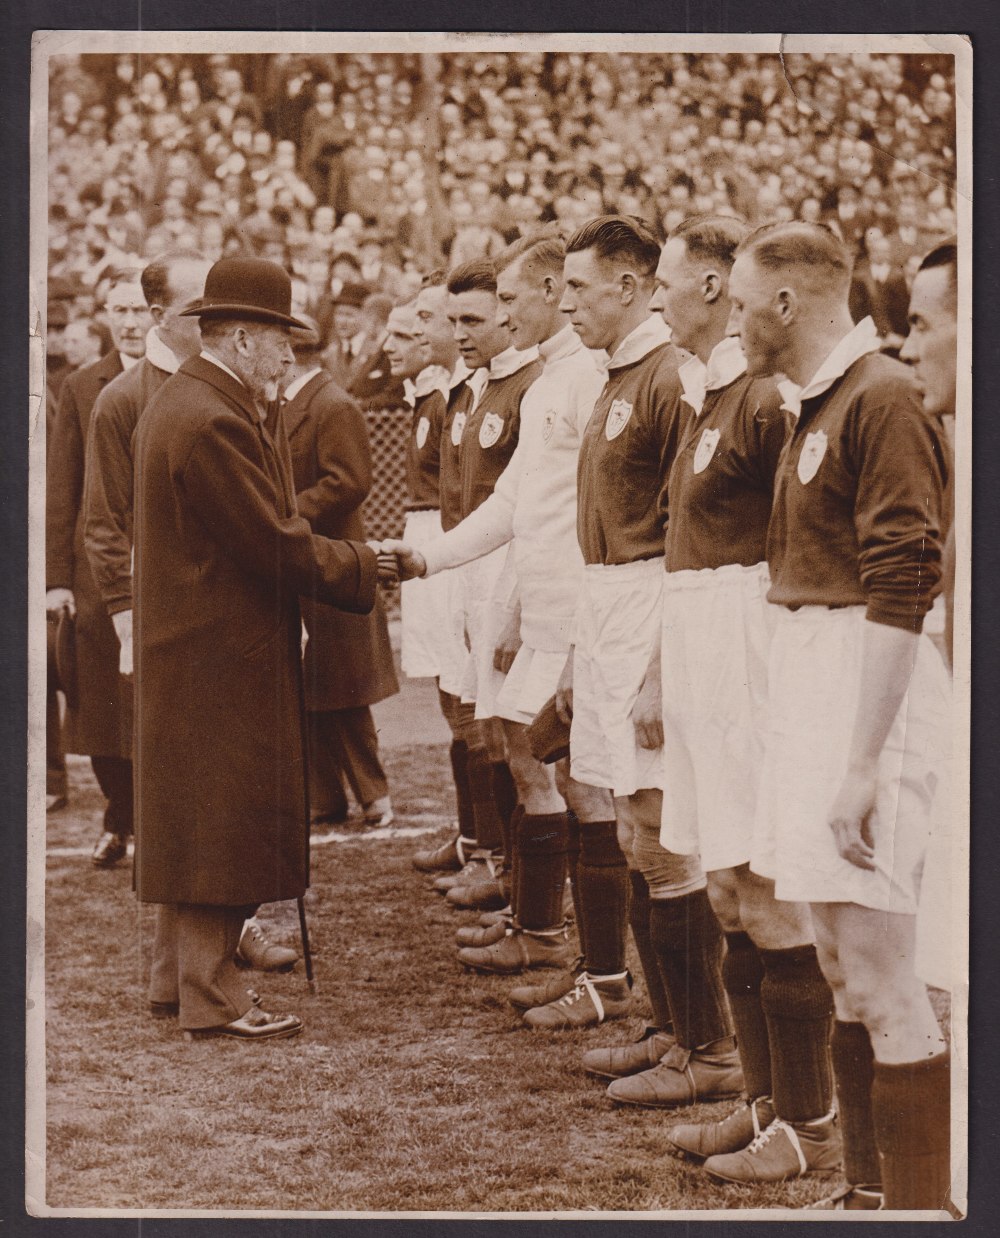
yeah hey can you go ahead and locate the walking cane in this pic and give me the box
[297,895,316,995]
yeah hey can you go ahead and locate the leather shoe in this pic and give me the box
[91,831,128,868]
[236,923,298,972]
[187,1005,303,1041]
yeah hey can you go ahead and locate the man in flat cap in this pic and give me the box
[133,257,380,1041]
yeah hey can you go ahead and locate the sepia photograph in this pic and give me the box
[26,30,970,1219]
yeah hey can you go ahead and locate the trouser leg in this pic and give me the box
[148,903,179,1006]
[306,711,350,822]
[175,903,256,1030]
[327,706,390,808]
[90,754,133,836]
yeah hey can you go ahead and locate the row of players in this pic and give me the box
[372,214,956,1210]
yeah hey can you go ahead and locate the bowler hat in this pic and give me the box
[179,256,309,329]
[330,281,369,308]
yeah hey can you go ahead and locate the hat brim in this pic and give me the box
[179,301,310,330]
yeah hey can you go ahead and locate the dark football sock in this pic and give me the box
[449,740,476,843]
[491,761,518,832]
[516,812,570,931]
[872,1052,951,1210]
[759,943,834,1123]
[466,749,503,852]
[830,1021,881,1187]
[629,869,674,1031]
[577,820,629,975]
[507,805,524,916]
[649,889,732,1050]
[566,811,586,960]
[722,931,772,1101]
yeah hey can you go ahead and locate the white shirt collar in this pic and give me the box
[678,335,748,416]
[118,351,140,372]
[488,343,539,380]
[404,364,451,407]
[144,327,180,374]
[283,366,323,403]
[538,323,579,365]
[606,315,672,372]
[777,317,881,418]
[200,348,245,388]
[449,359,472,390]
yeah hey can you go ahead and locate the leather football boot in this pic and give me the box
[456,914,512,948]
[523,971,633,1030]
[807,1184,884,1210]
[668,1096,777,1162]
[606,1040,744,1108]
[507,958,584,1010]
[412,834,473,873]
[446,876,507,911]
[581,1027,677,1079]
[458,926,575,975]
[703,1111,842,1184]
[433,853,493,893]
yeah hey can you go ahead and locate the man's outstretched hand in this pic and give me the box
[376,539,428,583]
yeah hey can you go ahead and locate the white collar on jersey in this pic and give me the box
[777,316,881,418]
[282,366,324,403]
[605,314,672,372]
[144,326,181,374]
[488,343,540,380]
[404,364,451,408]
[538,322,580,364]
[678,335,748,416]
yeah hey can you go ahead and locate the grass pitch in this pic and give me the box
[42,743,947,1214]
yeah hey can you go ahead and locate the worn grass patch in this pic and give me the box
[43,744,948,1214]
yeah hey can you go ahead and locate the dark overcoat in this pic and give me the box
[133,355,377,906]
[284,370,399,712]
[46,349,130,757]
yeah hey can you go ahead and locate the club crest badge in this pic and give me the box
[797,430,828,485]
[605,398,633,441]
[479,411,504,448]
[542,409,557,443]
[415,415,430,450]
[693,427,721,474]
[450,410,467,447]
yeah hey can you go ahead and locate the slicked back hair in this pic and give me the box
[141,249,206,309]
[494,231,566,279]
[917,238,957,295]
[735,221,853,288]
[446,259,497,296]
[669,215,750,271]
[565,215,661,277]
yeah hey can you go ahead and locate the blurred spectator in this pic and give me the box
[321,281,371,387]
[346,292,407,412]
[62,319,105,370]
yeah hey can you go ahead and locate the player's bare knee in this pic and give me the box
[706,869,743,932]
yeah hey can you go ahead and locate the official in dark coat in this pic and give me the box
[282,321,398,827]
[46,277,151,865]
[133,257,379,1040]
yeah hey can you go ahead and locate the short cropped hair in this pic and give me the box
[735,221,853,285]
[917,238,957,292]
[199,317,280,345]
[421,268,448,288]
[140,249,205,309]
[446,259,497,296]
[565,215,661,277]
[669,215,750,271]
[494,230,566,278]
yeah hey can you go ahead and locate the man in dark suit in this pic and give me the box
[133,257,381,1040]
[282,319,398,829]
[319,280,370,388]
[83,249,298,973]
[46,276,150,865]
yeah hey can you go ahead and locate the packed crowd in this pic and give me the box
[45,50,959,1215]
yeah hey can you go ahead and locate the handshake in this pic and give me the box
[368,540,428,587]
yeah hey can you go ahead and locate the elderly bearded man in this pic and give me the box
[133,258,380,1040]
